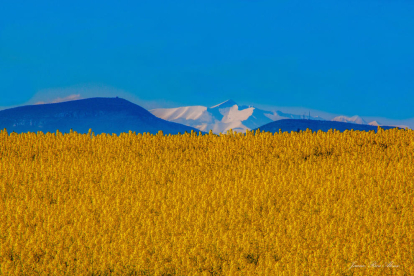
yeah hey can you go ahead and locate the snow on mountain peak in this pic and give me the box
[331,115,367,125]
[150,105,208,121]
[368,121,381,126]
[149,101,409,134]
[210,99,238,109]
[221,104,254,123]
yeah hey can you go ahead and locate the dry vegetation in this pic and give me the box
[0,127,413,275]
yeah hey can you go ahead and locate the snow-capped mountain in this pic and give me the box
[149,99,398,134]
[332,115,368,125]
[368,120,381,126]
[150,99,325,135]
[150,100,252,134]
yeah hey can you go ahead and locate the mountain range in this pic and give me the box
[149,99,400,134]
[0,97,404,136]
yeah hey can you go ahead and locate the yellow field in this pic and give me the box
[0,127,413,275]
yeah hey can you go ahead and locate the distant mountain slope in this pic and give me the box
[368,121,381,126]
[250,119,403,134]
[150,99,403,134]
[331,115,367,124]
[0,97,207,136]
[150,99,325,135]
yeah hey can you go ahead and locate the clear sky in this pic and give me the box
[1,0,413,127]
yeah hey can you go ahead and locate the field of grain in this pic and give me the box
[1,127,413,275]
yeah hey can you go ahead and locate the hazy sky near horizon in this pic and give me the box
[1,0,413,120]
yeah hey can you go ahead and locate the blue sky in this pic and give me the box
[1,0,413,127]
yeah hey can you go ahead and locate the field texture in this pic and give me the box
[0,128,413,275]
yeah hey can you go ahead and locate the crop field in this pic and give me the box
[0,127,413,275]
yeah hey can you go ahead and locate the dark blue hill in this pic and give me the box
[0,97,208,136]
[251,119,404,134]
